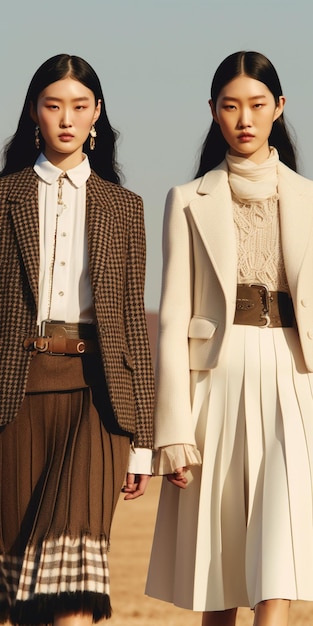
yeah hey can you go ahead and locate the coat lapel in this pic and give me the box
[188,162,237,298]
[86,172,115,296]
[8,168,40,305]
[188,161,313,304]
[278,162,313,296]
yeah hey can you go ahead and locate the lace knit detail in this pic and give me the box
[232,192,289,293]
[226,149,289,293]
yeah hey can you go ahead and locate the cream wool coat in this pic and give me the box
[154,159,313,450]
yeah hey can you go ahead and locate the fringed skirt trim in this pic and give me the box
[0,354,130,624]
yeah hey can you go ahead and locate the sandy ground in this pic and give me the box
[108,476,313,626]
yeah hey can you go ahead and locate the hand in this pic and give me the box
[122,473,151,500]
[166,467,188,489]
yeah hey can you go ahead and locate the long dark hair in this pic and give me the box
[195,51,297,177]
[0,54,122,183]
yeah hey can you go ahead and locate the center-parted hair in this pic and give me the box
[0,54,122,183]
[195,51,297,176]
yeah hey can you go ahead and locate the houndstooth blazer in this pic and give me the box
[0,167,154,448]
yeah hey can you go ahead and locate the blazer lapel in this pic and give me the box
[189,163,237,297]
[86,172,115,296]
[8,168,40,305]
[7,170,115,306]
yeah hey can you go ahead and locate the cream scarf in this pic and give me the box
[226,147,279,200]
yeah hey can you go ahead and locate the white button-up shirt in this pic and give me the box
[34,153,152,475]
[35,153,94,326]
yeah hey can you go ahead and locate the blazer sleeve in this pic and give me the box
[154,186,197,449]
[124,195,155,448]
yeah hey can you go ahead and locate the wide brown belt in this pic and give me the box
[234,284,295,328]
[24,320,99,355]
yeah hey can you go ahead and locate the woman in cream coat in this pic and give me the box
[146,51,313,626]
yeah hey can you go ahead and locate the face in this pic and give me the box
[210,74,285,163]
[31,76,101,169]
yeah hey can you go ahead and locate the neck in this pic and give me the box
[43,149,84,172]
[229,143,271,165]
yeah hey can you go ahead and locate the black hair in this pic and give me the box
[195,51,297,177]
[0,54,122,183]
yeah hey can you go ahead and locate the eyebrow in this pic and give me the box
[42,96,91,102]
[221,95,267,102]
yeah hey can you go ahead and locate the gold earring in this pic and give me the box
[89,125,97,151]
[35,125,40,150]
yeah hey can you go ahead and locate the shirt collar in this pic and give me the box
[34,152,91,188]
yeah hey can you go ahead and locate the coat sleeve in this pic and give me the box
[124,195,155,448]
[154,186,197,449]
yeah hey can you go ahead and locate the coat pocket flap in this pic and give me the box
[123,351,135,371]
[188,316,217,339]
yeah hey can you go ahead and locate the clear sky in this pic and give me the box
[1,0,312,310]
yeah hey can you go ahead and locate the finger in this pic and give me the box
[121,473,138,494]
[166,472,188,489]
[167,476,188,489]
[124,474,151,500]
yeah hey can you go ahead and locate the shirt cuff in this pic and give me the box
[127,447,153,475]
[153,444,202,475]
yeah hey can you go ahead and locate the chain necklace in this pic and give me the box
[46,172,68,319]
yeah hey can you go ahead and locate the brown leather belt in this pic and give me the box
[234,284,295,328]
[24,321,99,355]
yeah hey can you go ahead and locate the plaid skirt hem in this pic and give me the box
[0,534,112,625]
[1,590,111,624]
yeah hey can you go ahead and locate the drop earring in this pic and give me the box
[89,125,97,150]
[35,125,40,150]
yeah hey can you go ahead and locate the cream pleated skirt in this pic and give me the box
[146,325,313,611]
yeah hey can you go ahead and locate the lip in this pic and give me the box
[238,132,254,142]
[58,133,74,141]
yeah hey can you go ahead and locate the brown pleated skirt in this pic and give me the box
[0,353,130,624]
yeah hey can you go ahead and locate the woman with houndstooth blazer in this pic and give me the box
[0,54,154,626]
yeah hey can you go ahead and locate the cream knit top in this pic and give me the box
[226,148,289,294]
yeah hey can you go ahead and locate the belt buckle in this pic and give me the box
[38,320,67,355]
[74,341,86,354]
[33,338,49,352]
[249,283,272,327]
[38,320,87,355]
[40,319,67,337]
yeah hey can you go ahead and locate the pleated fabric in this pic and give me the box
[0,353,130,624]
[146,325,313,611]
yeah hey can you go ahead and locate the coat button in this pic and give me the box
[301,299,309,307]
[307,330,313,340]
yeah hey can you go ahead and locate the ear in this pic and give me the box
[273,95,286,122]
[93,99,101,124]
[209,99,219,124]
[29,101,38,124]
